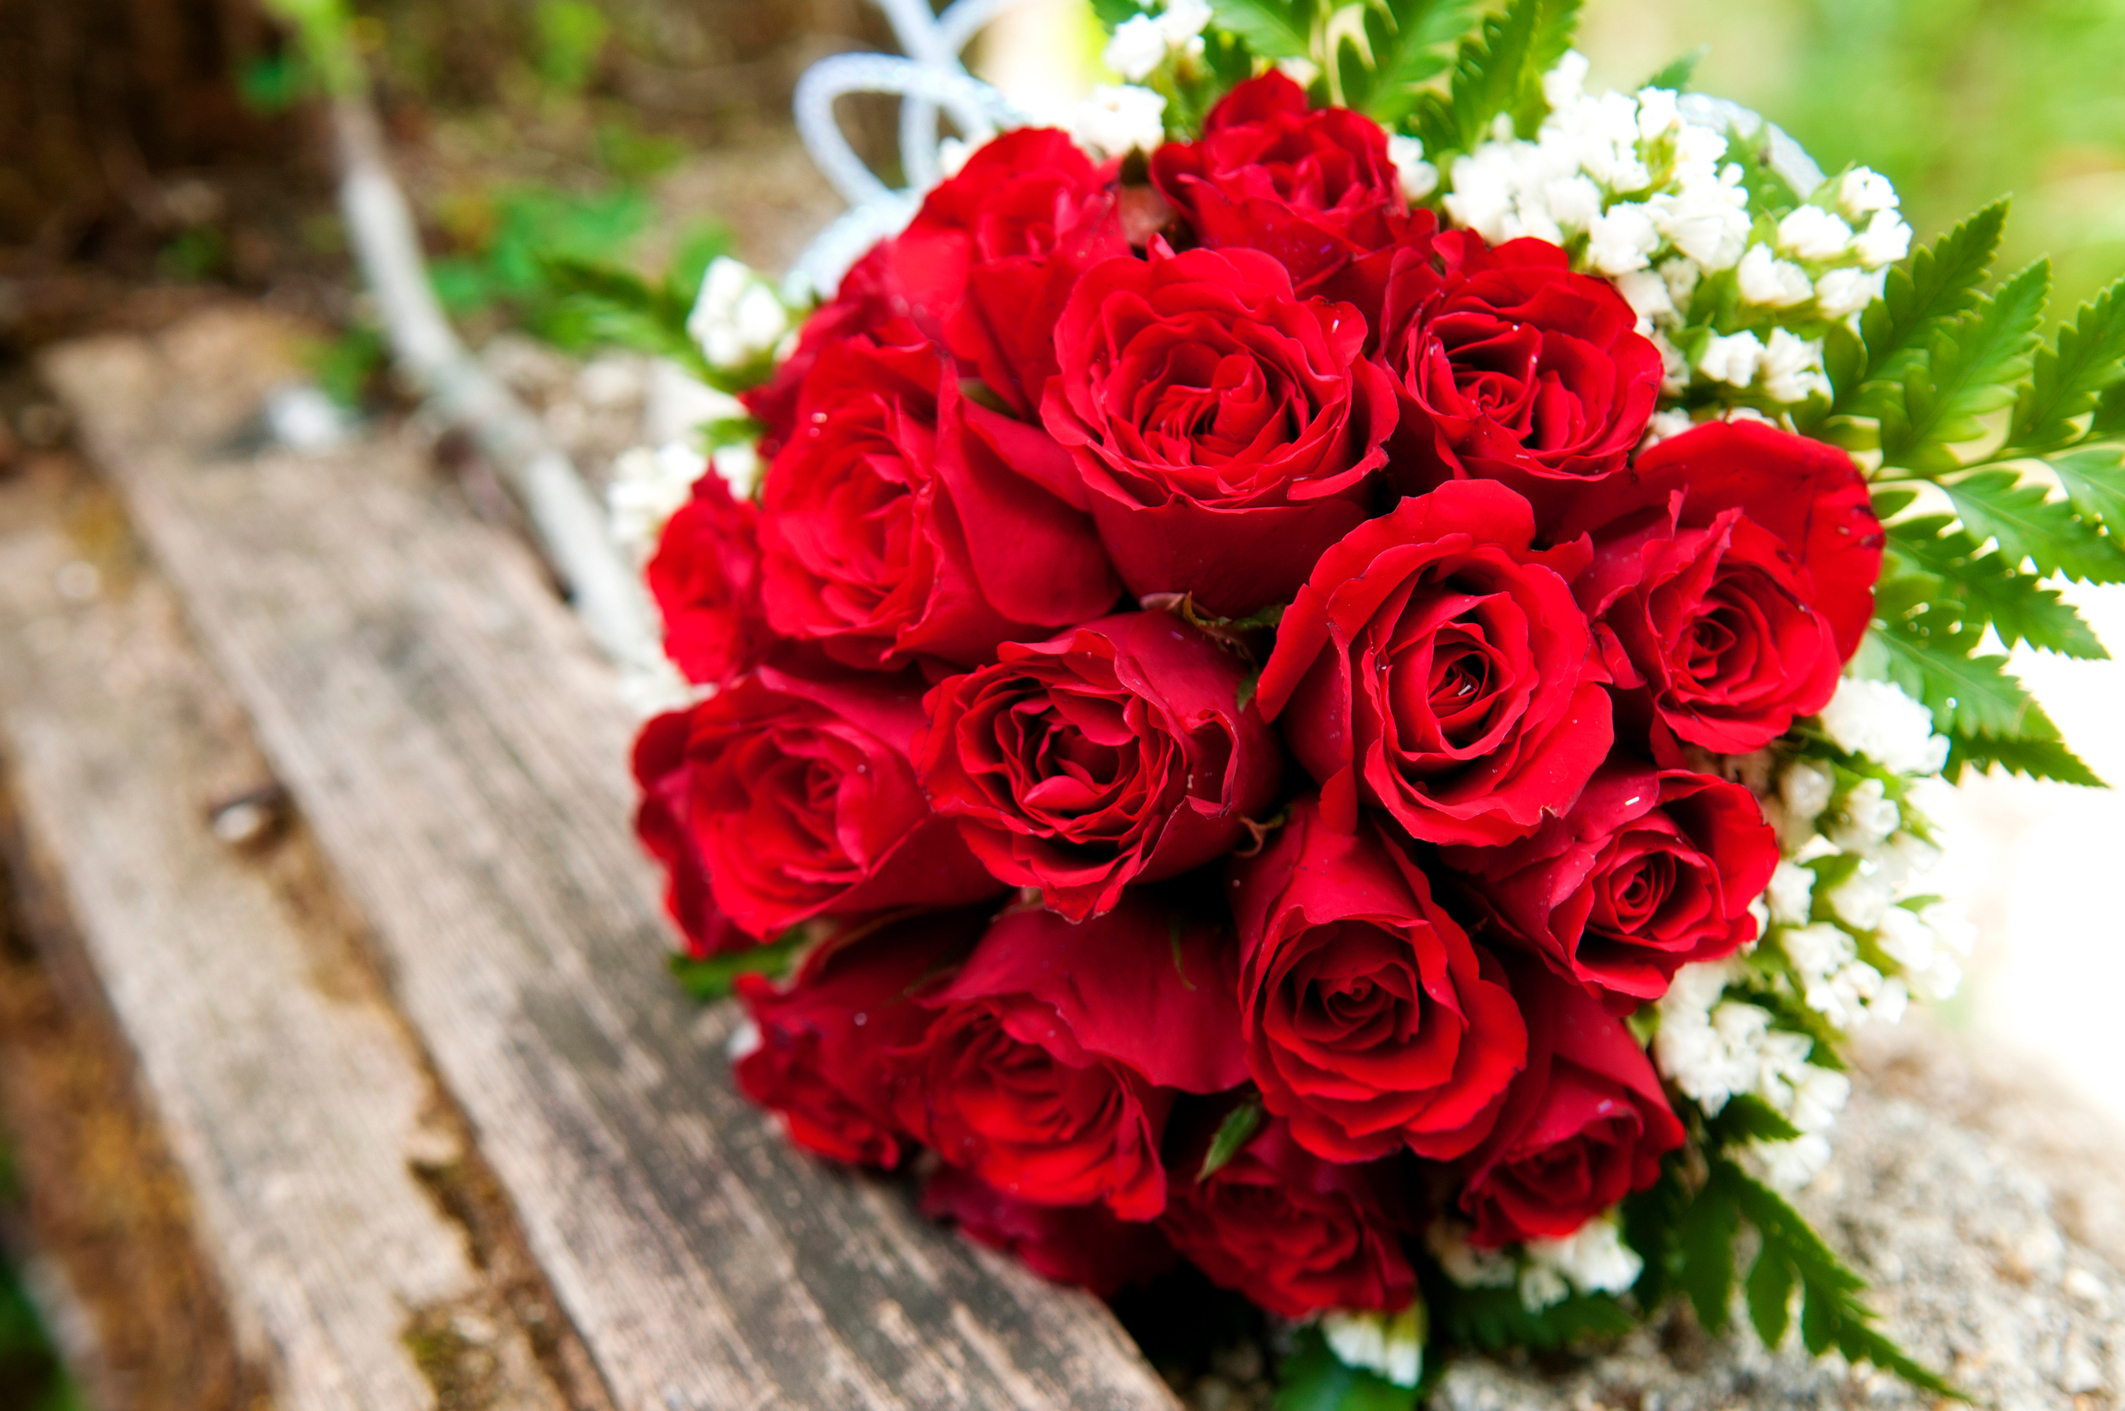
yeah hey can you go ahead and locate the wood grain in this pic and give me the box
[40,307,1180,1411]
[0,463,573,1411]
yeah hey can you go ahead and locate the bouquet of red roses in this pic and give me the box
[617,0,2120,1397]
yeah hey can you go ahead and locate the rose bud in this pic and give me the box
[1255,480,1614,847]
[920,1165,1179,1298]
[1376,230,1664,522]
[917,610,1282,922]
[1458,960,1685,1246]
[1041,245,1399,618]
[888,128,1131,417]
[1229,796,1526,1162]
[1158,1112,1418,1318]
[734,911,988,1167]
[1149,71,1413,296]
[889,895,1249,1220]
[631,668,1004,943]
[1563,421,1884,754]
[647,470,771,689]
[757,333,1120,670]
[1440,761,1780,1010]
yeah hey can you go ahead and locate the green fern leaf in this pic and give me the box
[1273,1327,1418,1411]
[1946,733,2107,787]
[1430,1285,1635,1354]
[1412,0,1579,154]
[1834,201,2008,419]
[1678,1170,1740,1334]
[1885,517,2109,657]
[1944,468,2125,584]
[1745,1247,1797,1350]
[1357,0,1479,124]
[1208,0,1312,59]
[1877,261,2050,476]
[2008,276,2125,451]
[2052,444,2125,528]
[1867,629,2049,740]
[1641,45,1707,92]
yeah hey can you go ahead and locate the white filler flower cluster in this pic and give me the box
[1655,676,1972,1192]
[1442,53,1913,417]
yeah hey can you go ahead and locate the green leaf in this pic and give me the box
[1089,0,1148,29]
[1274,1326,1418,1411]
[1429,1284,1636,1354]
[1944,467,2125,584]
[669,929,807,1001]
[1411,0,1580,155]
[1877,261,2050,475]
[1946,733,2107,787]
[1200,1100,1265,1179]
[1745,1247,1796,1350]
[2008,276,2125,452]
[1707,1094,1804,1147]
[1833,201,2007,419]
[1641,44,1708,92]
[2053,444,2125,528]
[1678,1168,1739,1334]
[1355,0,1480,123]
[1207,0,1312,59]
[1867,628,2047,740]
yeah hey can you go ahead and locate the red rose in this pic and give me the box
[1159,1113,1417,1318]
[917,610,1282,921]
[740,244,907,462]
[1228,797,1526,1162]
[890,896,1248,1219]
[1376,231,1663,520]
[1459,961,1685,1246]
[647,470,770,689]
[757,332,1120,670]
[889,128,1131,416]
[733,911,986,1167]
[1441,762,1779,1010]
[633,667,1003,941]
[1565,421,1883,754]
[1150,72,1410,295]
[1255,480,1613,846]
[632,709,754,957]
[1042,245,1399,617]
[920,1166,1178,1298]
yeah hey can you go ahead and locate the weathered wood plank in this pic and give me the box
[40,307,1181,1411]
[0,463,574,1411]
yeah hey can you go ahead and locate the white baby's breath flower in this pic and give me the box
[1760,327,1830,402]
[1753,1133,1834,1191]
[689,258,792,371]
[1698,329,1766,386]
[1584,202,1661,274]
[1388,134,1439,201]
[1777,205,1855,261]
[1072,85,1168,158]
[1613,269,1674,322]
[1788,1065,1853,1134]
[1815,265,1888,318]
[1828,865,1894,930]
[1738,244,1815,308]
[609,440,710,564]
[1544,173,1605,229]
[1518,1263,1570,1313]
[1425,1221,1516,1288]
[1767,859,1817,926]
[1542,49,1592,109]
[1780,759,1836,831]
[937,135,973,178]
[1838,166,1899,216]
[1103,15,1164,81]
[1641,407,1696,447]
[1819,676,1949,775]
[1856,209,1914,267]
[1321,1307,1425,1388]
[1526,1216,1644,1298]
[1831,778,1901,856]
[1158,0,1213,43]
[620,655,706,719]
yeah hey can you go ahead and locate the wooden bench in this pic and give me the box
[0,304,1181,1411]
